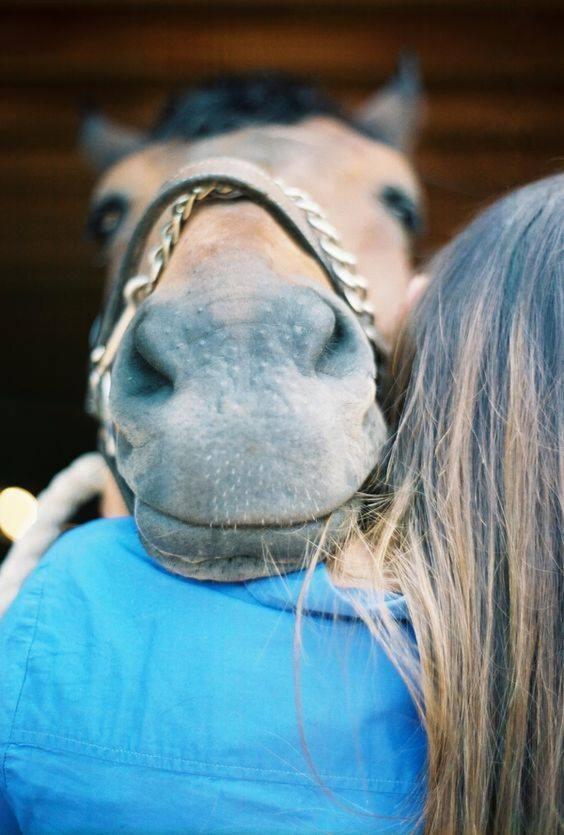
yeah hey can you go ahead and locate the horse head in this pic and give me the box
[82,65,423,581]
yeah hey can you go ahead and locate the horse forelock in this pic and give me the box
[148,70,388,145]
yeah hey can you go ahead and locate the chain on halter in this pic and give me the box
[89,177,383,455]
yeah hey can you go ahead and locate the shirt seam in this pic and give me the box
[8,731,418,793]
[2,575,46,796]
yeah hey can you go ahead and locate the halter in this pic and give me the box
[88,157,389,457]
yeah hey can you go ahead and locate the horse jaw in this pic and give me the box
[134,499,362,581]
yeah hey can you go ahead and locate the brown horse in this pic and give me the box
[81,67,423,582]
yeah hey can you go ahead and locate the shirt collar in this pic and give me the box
[128,517,409,623]
[244,564,410,622]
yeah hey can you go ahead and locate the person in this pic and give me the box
[0,174,561,833]
[347,173,562,833]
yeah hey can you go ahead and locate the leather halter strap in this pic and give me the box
[97,157,383,347]
[88,157,388,451]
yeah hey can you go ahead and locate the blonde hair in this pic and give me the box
[358,175,563,833]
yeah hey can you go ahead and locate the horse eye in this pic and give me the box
[378,186,422,236]
[86,194,129,244]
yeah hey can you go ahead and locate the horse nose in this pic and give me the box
[109,273,383,529]
[119,282,373,395]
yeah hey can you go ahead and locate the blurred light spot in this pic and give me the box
[0,487,38,542]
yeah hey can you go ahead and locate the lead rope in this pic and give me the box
[0,453,109,616]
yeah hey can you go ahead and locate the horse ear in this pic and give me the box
[355,54,423,154]
[80,112,145,171]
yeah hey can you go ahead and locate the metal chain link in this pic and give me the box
[146,179,379,339]
[273,178,379,345]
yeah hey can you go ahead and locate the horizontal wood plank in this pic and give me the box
[2,0,562,8]
[2,87,563,151]
[2,8,562,86]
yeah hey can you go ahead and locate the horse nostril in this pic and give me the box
[314,305,363,378]
[121,327,174,403]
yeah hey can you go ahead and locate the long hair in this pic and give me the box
[358,174,563,833]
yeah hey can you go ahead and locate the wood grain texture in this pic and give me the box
[1,1,562,502]
[3,0,562,8]
[2,7,562,85]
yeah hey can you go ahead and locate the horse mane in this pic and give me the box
[149,71,362,142]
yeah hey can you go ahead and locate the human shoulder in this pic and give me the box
[0,518,146,732]
[40,516,142,568]
[25,515,156,592]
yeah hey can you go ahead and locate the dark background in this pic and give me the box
[1,0,563,501]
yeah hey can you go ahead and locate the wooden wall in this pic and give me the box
[1,0,563,503]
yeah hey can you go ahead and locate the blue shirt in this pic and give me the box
[0,518,426,833]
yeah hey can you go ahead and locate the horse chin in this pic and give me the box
[134,498,360,582]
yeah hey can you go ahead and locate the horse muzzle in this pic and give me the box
[109,264,385,580]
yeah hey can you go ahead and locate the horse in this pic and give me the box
[0,64,423,602]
